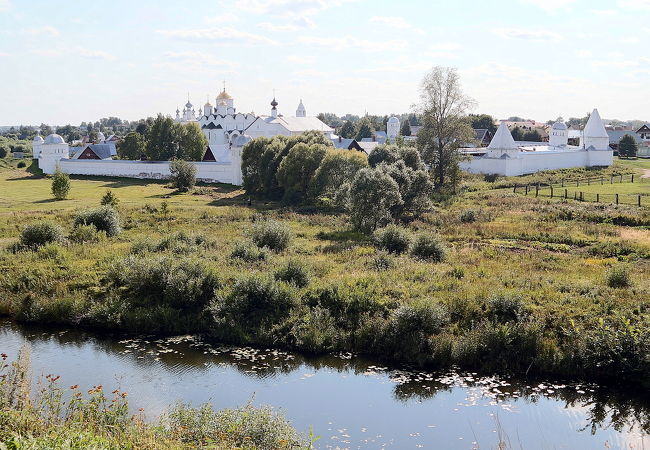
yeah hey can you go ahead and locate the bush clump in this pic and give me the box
[107,256,220,309]
[274,260,310,288]
[17,161,26,168]
[459,209,478,223]
[373,224,411,254]
[74,206,121,237]
[411,234,447,262]
[230,241,268,262]
[100,190,119,207]
[68,223,100,244]
[19,222,65,249]
[251,220,292,252]
[169,159,197,192]
[51,167,71,200]
[486,294,528,323]
[212,275,298,331]
[370,252,395,271]
[606,264,632,288]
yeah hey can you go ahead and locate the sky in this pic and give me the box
[1,0,649,126]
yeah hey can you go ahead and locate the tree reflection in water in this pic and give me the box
[4,318,650,437]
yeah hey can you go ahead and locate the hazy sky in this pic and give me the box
[1,0,649,126]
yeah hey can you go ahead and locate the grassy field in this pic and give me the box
[1,159,649,391]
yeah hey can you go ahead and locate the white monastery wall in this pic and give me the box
[55,159,242,185]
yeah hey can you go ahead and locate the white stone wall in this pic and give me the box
[460,149,613,176]
[56,160,242,185]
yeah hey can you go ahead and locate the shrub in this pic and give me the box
[169,159,197,192]
[370,252,395,271]
[373,224,411,254]
[606,265,632,288]
[0,145,7,158]
[100,190,119,207]
[411,234,447,262]
[486,294,528,323]
[484,173,499,183]
[74,206,121,237]
[274,260,310,288]
[68,223,99,244]
[19,222,65,249]
[212,275,298,329]
[251,220,292,251]
[459,209,478,223]
[17,161,26,168]
[51,167,71,200]
[107,256,220,309]
[230,241,268,262]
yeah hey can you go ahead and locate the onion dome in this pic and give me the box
[271,97,278,108]
[217,90,232,101]
[33,134,44,144]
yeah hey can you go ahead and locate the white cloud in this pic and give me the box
[369,16,425,34]
[574,50,592,58]
[591,9,617,15]
[286,54,315,64]
[619,0,650,10]
[299,35,407,51]
[258,16,315,31]
[519,0,577,11]
[163,51,238,68]
[492,27,562,42]
[157,27,278,46]
[0,0,10,12]
[592,59,639,68]
[30,47,115,60]
[619,37,640,44]
[24,26,60,37]
[204,13,239,23]
[234,0,354,17]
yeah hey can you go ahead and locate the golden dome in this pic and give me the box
[217,90,232,100]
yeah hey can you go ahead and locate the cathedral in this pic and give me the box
[175,87,333,162]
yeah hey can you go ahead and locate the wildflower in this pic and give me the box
[70,385,79,390]
[1,353,7,360]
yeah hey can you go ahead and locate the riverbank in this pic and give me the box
[0,161,649,393]
[0,344,309,449]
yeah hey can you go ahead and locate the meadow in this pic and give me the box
[0,158,649,393]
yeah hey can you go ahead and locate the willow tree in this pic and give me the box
[416,67,475,189]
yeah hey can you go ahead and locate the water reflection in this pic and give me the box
[2,318,649,448]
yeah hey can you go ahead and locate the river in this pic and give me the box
[1,318,648,449]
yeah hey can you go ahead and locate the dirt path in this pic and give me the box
[642,169,650,179]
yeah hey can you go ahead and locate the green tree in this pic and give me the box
[522,129,542,142]
[179,122,208,161]
[51,167,71,200]
[469,114,497,134]
[169,159,197,191]
[355,118,374,141]
[117,132,146,160]
[338,121,355,139]
[276,143,328,204]
[0,144,8,158]
[346,168,402,232]
[146,114,182,160]
[310,149,368,200]
[400,120,412,136]
[100,190,119,207]
[368,144,400,168]
[618,134,638,158]
[510,126,524,141]
[241,137,272,197]
[416,66,475,189]
[379,161,433,219]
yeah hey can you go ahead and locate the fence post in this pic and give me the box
[639,195,642,207]
[631,174,634,183]
[616,194,619,205]
[525,184,529,195]
[601,177,604,185]
[561,179,564,187]
[620,174,623,183]
[535,184,539,197]
[550,186,554,198]
[580,192,584,201]
[588,178,590,186]
[574,192,577,200]
[576,179,579,187]
[596,193,599,203]
[513,184,517,193]
[564,189,568,199]
[611,175,613,184]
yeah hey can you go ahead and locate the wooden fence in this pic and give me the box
[513,173,648,207]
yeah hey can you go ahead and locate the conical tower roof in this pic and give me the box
[488,122,517,150]
[583,108,608,138]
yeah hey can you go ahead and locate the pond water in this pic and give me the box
[1,318,648,449]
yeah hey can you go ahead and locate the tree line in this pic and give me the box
[242,66,475,232]
[117,115,207,161]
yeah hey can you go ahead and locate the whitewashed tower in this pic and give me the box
[296,99,306,117]
[387,116,400,140]
[486,122,520,158]
[581,108,609,150]
[549,121,568,147]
